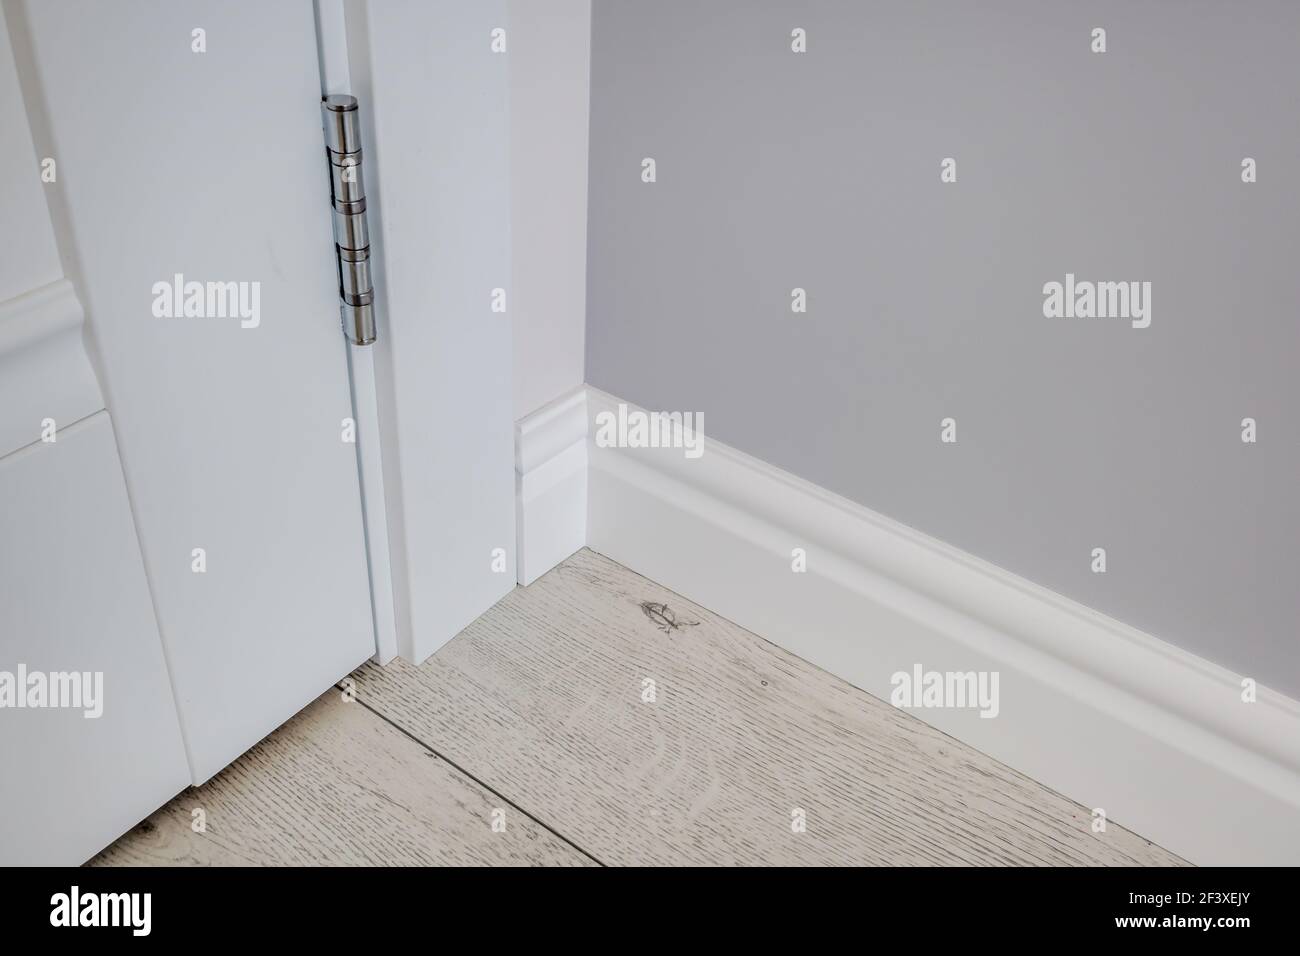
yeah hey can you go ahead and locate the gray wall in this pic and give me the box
[585,0,1300,698]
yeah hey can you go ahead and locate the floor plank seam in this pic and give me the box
[344,688,608,867]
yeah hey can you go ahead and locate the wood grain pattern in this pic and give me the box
[92,692,591,867]
[352,549,1187,866]
[96,548,1186,866]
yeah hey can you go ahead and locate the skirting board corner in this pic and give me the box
[515,387,588,586]
[513,384,1300,865]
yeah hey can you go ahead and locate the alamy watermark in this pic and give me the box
[594,403,704,459]
[1042,273,1150,329]
[50,886,150,936]
[151,273,261,328]
[890,664,999,719]
[0,665,103,719]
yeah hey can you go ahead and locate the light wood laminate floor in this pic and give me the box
[95,549,1186,866]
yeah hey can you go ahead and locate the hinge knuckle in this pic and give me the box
[322,94,376,346]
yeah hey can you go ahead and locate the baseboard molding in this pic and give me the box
[513,385,1300,864]
[515,387,587,586]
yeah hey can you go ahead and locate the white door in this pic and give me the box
[17,0,375,783]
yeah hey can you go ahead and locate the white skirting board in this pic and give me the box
[513,385,1300,865]
[515,388,588,586]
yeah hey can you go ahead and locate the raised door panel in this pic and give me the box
[0,414,191,865]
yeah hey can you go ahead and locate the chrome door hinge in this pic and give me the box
[322,95,376,346]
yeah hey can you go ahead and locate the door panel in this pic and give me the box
[18,0,373,781]
[0,414,191,865]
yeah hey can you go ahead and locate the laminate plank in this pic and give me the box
[91,691,592,867]
[352,548,1187,866]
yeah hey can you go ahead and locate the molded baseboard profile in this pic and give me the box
[513,385,1300,865]
[515,387,588,586]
